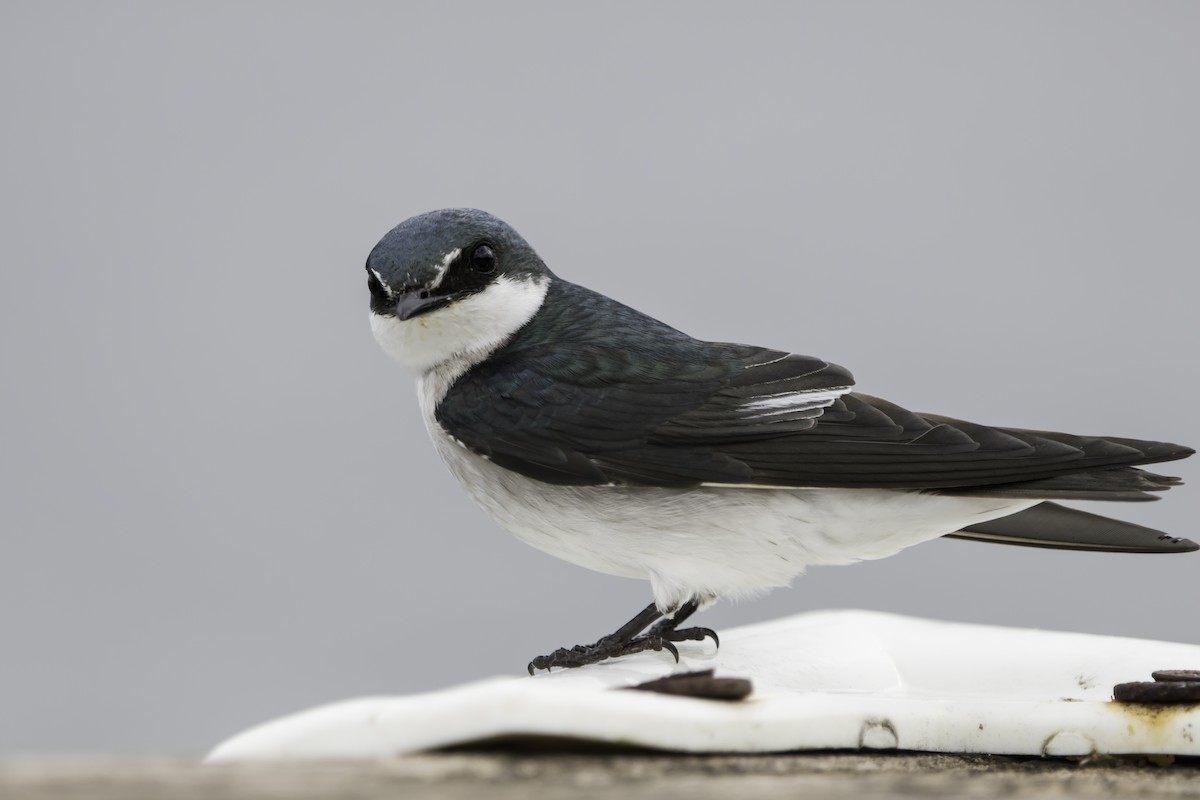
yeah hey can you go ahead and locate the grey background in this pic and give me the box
[1,1,1196,756]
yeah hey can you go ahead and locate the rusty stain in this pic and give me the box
[1109,701,1200,724]
[1105,700,1200,753]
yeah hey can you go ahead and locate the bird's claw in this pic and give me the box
[620,636,680,663]
[664,626,719,648]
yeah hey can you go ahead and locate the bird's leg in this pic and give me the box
[527,599,720,674]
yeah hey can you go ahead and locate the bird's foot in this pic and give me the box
[527,632,681,674]
[646,617,720,649]
[527,600,720,674]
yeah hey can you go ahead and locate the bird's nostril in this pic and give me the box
[419,289,430,299]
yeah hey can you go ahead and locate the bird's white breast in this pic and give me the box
[416,391,1037,612]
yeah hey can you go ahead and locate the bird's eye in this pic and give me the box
[366,269,390,300]
[470,244,497,273]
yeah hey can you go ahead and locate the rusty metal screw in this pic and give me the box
[1114,669,1200,703]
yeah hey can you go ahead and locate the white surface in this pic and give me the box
[207,611,1200,762]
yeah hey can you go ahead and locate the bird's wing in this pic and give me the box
[649,349,855,442]
[435,341,855,486]
[435,281,1191,492]
[438,343,1191,493]
[702,395,1190,492]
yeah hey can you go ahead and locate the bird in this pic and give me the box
[365,208,1196,674]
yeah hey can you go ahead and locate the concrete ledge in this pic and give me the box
[3,752,1199,800]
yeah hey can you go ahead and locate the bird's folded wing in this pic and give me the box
[436,341,1191,493]
[436,344,852,485]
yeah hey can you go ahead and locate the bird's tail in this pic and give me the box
[946,501,1197,554]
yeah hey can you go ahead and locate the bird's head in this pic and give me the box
[366,209,552,373]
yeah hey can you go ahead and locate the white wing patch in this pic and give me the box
[739,386,851,417]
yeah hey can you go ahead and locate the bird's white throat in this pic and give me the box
[370,274,550,376]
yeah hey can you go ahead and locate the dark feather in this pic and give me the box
[435,280,1193,497]
[947,502,1198,553]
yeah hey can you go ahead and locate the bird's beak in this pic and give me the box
[393,287,455,321]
